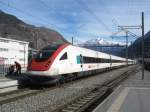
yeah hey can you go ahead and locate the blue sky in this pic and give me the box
[0,0,150,43]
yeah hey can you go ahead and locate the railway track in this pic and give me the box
[0,85,18,94]
[0,88,43,105]
[0,74,100,106]
[0,79,18,94]
[0,66,124,105]
[0,65,137,112]
[50,66,138,112]
[0,75,93,105]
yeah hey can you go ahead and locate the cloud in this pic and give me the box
[0,0,149,43]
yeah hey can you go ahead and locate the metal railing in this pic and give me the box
[0,64,10,77]
[0,64,27,77]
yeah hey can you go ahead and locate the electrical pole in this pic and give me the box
[113,27,129,66]
[125,31,128,66]
[72,37,74,45]
[141,12,145,80]
[36,32,39,49]
[130,41,133,59]
[112,12,145,80]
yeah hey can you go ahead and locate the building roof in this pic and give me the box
[0,36,29,44]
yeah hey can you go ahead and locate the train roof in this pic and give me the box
[71,44,131,61]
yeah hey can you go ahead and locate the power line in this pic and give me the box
[39,0,100,36]
[97,0,119,27]
[118,26,141,38]
[0,1,65,31]
[0,1,40,20]
[38,0,83,32]
[75,0,112,33]
[39,0,85,29]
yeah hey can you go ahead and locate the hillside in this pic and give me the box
[77,38,126,57]
[0,11,68,49]
[128,31,150,58]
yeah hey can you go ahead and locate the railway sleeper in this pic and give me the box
[62,109,74,112]
[54,68,136,112]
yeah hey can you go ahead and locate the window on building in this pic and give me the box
[19,42,25,45]
[3,58,8,60]
[19,50,26,53]
[19,58,25,61]
[0,39,9,43]
[60,52,68,60]
[0,48,8,52]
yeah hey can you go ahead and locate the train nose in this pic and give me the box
[28,59,52,71]
[45,60,51,67]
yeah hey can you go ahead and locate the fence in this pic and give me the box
[0,64,28,77]
[0,57,28,77]
[0,64,10,77]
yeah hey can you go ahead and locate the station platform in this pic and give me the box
[0,74,23,93]
[0,76,18,87]
[93,68,150,112]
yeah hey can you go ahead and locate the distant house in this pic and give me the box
[0,37,29,71]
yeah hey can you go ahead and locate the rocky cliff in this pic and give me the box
[0,11,68,49]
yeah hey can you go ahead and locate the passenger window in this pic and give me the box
[60,52,68,60]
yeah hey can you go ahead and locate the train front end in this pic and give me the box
[26,43,69,84]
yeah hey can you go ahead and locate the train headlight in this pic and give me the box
[45,60,51,67]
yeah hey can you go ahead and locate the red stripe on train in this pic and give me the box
[28,43,69,71]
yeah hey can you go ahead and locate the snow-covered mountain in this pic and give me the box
[74,38,127,57]
[82,38,126,46]
[85,38,110,45]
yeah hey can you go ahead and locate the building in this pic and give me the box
[0,37,29,72]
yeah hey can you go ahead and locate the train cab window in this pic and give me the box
[60,52,68,60]
[35,44,62,62]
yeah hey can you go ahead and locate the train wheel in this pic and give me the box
[74,73,78,79]
[59,76,65,84]
[55,79,60,86]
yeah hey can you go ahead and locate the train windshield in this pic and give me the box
[35,44,62,62]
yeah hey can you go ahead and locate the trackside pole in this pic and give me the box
[141,12,145,80]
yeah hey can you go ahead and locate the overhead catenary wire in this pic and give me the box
[118,26,141,38]
[38,0,100,42]
[0,1,66,31]
[0,0,128,45]
[35,0,97,41]
[97,0,119,28]
[75,0,112,34]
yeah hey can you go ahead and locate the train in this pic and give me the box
[26,43,134,84]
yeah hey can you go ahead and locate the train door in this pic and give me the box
[76,54,83,72]
[110,55,112,68]
[96,52,99,69]
[80,54,84,71]
[59,52,71,74]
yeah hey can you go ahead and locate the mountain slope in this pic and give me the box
[0,11,68,49]
[78,38,126,57]
[128,31,150,58]
[81,38,126,46]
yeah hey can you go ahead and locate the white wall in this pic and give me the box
[0,37,29,71]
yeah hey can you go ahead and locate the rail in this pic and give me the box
[50,66,138,112]
[0,65,137,112]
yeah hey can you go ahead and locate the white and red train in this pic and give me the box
[26,43,134,84]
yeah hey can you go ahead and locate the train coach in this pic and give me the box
[26,43,134,84]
